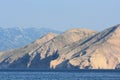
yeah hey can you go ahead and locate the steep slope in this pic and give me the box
[50,25,120,69]
[0,27,60,51]
[0,32,58,69]
[0,28,96,69]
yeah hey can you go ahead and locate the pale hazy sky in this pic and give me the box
[0,0,120,31]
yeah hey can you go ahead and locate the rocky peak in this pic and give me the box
[50,25,120,69]
[34,32,58,44]
[57,28,97,45]
[112,24,120,34]
[65,28,96,33]
[0,25,120,69]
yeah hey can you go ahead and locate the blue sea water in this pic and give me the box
[0,71,120,80]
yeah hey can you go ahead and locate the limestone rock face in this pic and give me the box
[0,28,96,69]
[0,25,120,69]
[50,25,120,69]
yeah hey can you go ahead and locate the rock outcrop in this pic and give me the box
[0,28,96,69]
[0,25,120,69]
[50,24,120,69]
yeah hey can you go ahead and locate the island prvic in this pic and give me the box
[0,24,120,70]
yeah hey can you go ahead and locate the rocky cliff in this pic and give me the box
[0,28,96,69]
[50,25,120,69]
[0,25,120,69]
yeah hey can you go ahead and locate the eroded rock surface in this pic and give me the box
[0,28,96,69]
[50,25,120,69]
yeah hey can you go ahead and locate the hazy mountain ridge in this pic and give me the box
[0,25,120,69]
[0,27,60,51]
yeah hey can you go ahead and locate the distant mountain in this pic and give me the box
[0,27,61,51]
[0,28,96,69]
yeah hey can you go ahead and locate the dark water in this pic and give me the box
[0,71,120,80]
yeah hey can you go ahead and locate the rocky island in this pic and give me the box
[0,24,120,70]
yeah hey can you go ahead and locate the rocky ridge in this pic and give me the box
[0,25,120,69]
[50,25,120,69]
[0,28,96,69]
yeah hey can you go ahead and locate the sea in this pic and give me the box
[0,70,120,80]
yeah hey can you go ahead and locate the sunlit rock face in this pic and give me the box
[0,28,96,69]
[0,25,120,69]
[50,25,120,69]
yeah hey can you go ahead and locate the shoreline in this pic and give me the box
[0,69,119,72]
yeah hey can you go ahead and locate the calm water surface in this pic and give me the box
[0,71,120,80]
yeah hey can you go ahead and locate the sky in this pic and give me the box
[0,0,120,31]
